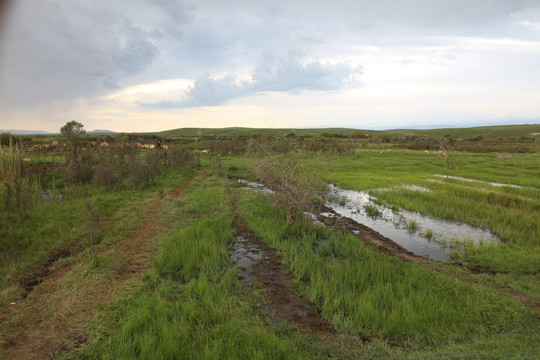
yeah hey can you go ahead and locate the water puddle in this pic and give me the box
[228,235,266,290]
[229,225,335,333]
[432,174,522,189]
[238,178,500,262]
[326,185,500,261]
[42,189,65,203]
[237,179,274,194]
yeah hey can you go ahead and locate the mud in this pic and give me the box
[27,164,60,176]
[232,217,335,334]
[20,246,76,298]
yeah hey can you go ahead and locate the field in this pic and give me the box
[1,124,539,359]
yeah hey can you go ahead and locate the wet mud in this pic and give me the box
[231,218,335,334]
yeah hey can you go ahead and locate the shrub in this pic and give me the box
[252,150,329,225]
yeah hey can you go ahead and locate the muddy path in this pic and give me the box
[231,214,335,335]
[0,179,193,360]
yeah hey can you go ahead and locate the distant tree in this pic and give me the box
[60,121,86,154]
[60,120,86,138]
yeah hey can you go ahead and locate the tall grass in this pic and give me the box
[72,181,319,360]
[238,189,535,346]
[0,142,41,216]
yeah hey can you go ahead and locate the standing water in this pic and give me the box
[326,185,500,261]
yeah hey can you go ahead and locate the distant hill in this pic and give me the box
[0,129,53,135]
[87,129,115,134]
[0,129,115,135]
[155,124,540,139]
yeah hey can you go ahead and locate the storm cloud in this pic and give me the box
[0,0,539,131]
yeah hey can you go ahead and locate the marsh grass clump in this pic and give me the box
[239,190,534,347]
[364,204,380,217]
[408,220,419,233]
[424,228,434,240]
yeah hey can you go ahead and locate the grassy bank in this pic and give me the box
[238,189,536,349]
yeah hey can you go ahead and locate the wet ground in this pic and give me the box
[239,179,499,262]
[230,218,335,334]
[327,185,500,261]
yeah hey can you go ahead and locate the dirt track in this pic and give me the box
[0,180,192,360]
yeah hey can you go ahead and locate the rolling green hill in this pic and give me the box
[155,124,540,139]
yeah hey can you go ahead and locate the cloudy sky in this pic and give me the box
[1,0,539,132]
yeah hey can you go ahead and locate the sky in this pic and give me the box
[0,0,539,133]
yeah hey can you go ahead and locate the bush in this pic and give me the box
[130,152,161,186]
[252,150,329,225]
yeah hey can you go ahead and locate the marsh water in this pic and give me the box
[239,179,500,262]
[326,185,500,261]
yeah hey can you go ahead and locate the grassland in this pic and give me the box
[1,125,539,359]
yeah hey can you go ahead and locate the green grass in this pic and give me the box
[64,177,327,360]
[238,189,536,348]
[0,168,193,304]
[328,151,540,272]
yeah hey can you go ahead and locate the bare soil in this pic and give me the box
[0,180,192,360]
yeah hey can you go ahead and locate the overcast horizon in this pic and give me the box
[1,0,539,133]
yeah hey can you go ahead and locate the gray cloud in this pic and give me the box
[1,0,539,123]
[0,0,190,108]
[144,56,361,108]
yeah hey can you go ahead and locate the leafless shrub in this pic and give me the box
[94,163,122,189]
[211,155,224,176]
[130,151,161,186]
[252,150,330,225]
[64,153,95,184]
[168,146,195,170]
[438,136,463,169]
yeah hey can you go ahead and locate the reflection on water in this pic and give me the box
[238,179,500,262]
[327,185,500,261]
[42,190,64,203]
[237,179,274,194]
[228,236,264,289]
[432,174,522,188]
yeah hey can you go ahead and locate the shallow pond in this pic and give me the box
[327,185,500,261]
[238,179,500,262]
